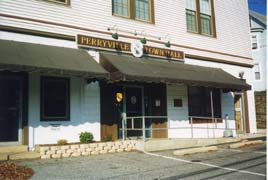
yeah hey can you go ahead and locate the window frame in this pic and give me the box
[187,86,222,122]
[40,76,70,121]
[112,0,155,24]
[43,0,70,5]
[186,0,216,37]
[251,35,258,50]
[254,63,261,80]
[112,0,131,18]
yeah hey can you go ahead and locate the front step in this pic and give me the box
[0,145,28,154]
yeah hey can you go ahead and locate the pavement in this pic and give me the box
[13,142,266,180]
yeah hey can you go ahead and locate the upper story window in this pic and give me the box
[44,0,70,5]
[186,0,216,37]
[113,0,130,17]
[251,35,258,49]
[254,64,261,80]
[112,0,155,23]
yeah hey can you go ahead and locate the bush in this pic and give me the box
[57,139,68,145]
[79,132,94,143]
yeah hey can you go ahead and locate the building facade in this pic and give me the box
[249,10,267,131]
[0,0,256,150]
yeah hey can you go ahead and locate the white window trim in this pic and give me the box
[251,34,259,50]
[253,63,261,81]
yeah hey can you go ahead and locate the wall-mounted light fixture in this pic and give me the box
[112,33,119,40]
[165,41,171,48]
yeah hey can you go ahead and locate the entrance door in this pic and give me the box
[234,94,244,134]
[125,87,143,138]
[0,78,21,143]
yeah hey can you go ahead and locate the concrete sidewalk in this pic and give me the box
[137,133,266,152]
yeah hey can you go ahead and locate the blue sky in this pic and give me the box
[248,0,267,15]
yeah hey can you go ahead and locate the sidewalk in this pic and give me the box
[138,133,266,152]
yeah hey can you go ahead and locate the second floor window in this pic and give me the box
[251,35,258,49]
[186,0,216,37]
[44,0,70,5]
[254,64,261,80]
[112,0,154,23]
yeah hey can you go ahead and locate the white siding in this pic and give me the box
[185,57,257,134]
[167,84,237,138]
[167,84,190,138]
[28,73,101,149]
[0,0,252,65]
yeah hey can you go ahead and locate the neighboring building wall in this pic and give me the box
[250,29,267,91]
[249,11,267,131]
[28,73,101,149]
[255,91,267,129]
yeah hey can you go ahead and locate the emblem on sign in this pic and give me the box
[131,41,143,58]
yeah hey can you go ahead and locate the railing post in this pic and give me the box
[142,116,146,141]
[190,117,193,138]
[131,118,134,129]
[122,113,126,141]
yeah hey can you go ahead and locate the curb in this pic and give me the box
[229,140,264,149]
[173,146,218,156]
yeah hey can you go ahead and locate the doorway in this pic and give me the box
[234,94,245,134]
[0,77,22,144]
[124,86,144,138]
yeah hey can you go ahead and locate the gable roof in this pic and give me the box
[249,10,266,27]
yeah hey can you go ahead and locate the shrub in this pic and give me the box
[79,132,94,143]
[57,139,68,145]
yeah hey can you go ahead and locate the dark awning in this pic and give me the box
[0,39,108,79]
[100,53,251,91]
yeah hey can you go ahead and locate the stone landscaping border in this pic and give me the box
[39,140,137,159]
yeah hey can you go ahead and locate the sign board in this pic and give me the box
[77,35,184,60]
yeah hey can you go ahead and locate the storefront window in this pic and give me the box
[188,86,221,118]
[41,76,70,121]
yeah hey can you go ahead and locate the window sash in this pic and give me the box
[113,0,130,17]
[45,0,70,5]
[112,0,154,23]
[41,77,70,121]
[186,9,198,32]
[251,36,258,49]
[200,13,212,35]
[188,87,221,118]
[135,0,151,21]
[186,0,215,37]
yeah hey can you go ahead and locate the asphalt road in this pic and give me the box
[16,143,266,180]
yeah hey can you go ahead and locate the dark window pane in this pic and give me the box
[41,77,70,121]
[188,87,221,118]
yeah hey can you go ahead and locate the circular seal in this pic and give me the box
[130,96,137,104]
[131,41,143,58]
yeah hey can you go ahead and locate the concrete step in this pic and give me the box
[0,151,40,161]
[10,152,40,160]
[0,145,28,154]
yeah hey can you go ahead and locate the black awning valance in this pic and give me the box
[100,53,251,91]
[0,40,108,79]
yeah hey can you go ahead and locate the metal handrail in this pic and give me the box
[122,115,235,141]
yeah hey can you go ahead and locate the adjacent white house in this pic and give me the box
[0,0,256,150]
[249,10,267,131]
